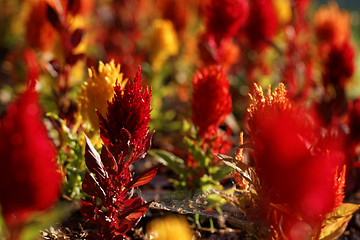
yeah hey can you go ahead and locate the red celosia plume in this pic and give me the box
[247,83,346,237]
[244,0,278,50]
[191,66,232,138]
[0,89,61,227]
[205,0,248,43]
[82,66,156,239]
[99,66,152,156]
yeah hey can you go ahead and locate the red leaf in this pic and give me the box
[80,200,95,220]
[66,53,84,65]
[126,167,158,189]
[122,197,143,209]
[82,172,106,200]
[84,133,106,179]
[123,201,151,224]
[70,29,84,49]
[115,200,151,233]
[46,4,61,30]
[100,146,118,175]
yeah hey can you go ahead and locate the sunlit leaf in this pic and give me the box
[216,154,252,184]
[100,146,118,175]
[126,167,158,188]
[84,133,106,179]
[82,172,106,200]
[320,203,360,240]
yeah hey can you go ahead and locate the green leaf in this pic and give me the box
[184,137,209,168]
[212,166,234,181]
[320,203,360,240]
[149,149,186,176]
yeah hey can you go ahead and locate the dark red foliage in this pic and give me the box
[205,0,248,43]
[191,66,232,138]
[81,135,157,239]
[0,89,61,227]
[99,67,152,157]
[348,99,360,143]
[244,0,278,50]
[322,42,355,88]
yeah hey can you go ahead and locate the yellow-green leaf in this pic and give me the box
[319,203,360,240]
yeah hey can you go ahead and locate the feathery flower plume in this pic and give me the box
[205,0,248,43]
[0,89,61,232]
[191,66,232,137]
[244,0,278,50]
[98,66,152,156]
[78,60,127,132]
[148,19,179,72]
[246,83,346,238]
[314,2,351,47]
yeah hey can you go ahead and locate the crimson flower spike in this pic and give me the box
[246,83,346,238]
[98,66,153,160]
[191,65,232,138]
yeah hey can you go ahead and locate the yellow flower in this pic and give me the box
[148,19,179,72]
[314,2,351,47]
[78,60,127,132]
[273,0,292,25]
[145,215,194,240]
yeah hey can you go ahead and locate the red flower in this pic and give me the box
[0,89,61,227]
[81,135,157,239]
[247,83,345,237]
[99,66,152,156]
[322,41,355,88]
[205,0,248,43]
[244,0,278,50]
[293,0,311,20]
[191,66,232,137]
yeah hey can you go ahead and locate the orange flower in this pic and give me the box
[314,2,351,47]
[26,0,55,51]
[246,83,346,238]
